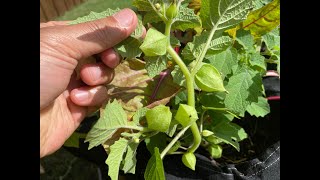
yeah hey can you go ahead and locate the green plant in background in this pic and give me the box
[66,0,280,179]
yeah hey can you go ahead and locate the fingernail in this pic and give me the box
[74,90,89,102]
[113,9,134,28]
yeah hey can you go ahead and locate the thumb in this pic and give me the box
[41,8,138,60]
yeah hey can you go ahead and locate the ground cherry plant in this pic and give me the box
[66,0,280,179]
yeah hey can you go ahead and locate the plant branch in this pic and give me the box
[190,24,218,77]
[161,124,191,159]
[160,20,201,157]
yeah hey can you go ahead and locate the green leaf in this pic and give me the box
[212,122,247,151]
[146,105,172,132]
[115,37,143,59]
[236,29,255,52]
[145,133,167,154]
[57,0,134,21]
[171,65,185,86]
[85,100,136,149]
[69,8,120,24]
[224,65,263,116]
[262,32,280,52]
[182,152,196,171]
[132,107,149,125]
[166,119,179,137]
[121,141,139,174]
[106,59,180,120]
[140,28,167,56]
[168,141,181,154]
[206,111,234,127]
[63,132,87,148]
[182,32,233,61]
[207,144,223,158]
[144,56,168,78]
[249,52,266,72]
[200,92,226,109]
[171,6,201,31]
[133,0,163,24]
[243,0,280,37]
[170,36,181,47]
[173,90,188,106]
[195,63,226,92]
[200,0,254,31]
[105,138,129,180]
[246,96,270,117]
[205,48,238,79]
[144,147,165,180]
[175,104,198,127]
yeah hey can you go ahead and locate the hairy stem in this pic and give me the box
[160,20,201,158]
[190,24,218,77]
[160,124,191,159]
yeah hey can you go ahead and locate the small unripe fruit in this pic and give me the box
[166,3,178,19]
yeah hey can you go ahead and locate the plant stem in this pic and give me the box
[166,46,194,106]
[160,21,201,158]
[190,24,218,77]
[199,110,207,132]
[160,124,191,159]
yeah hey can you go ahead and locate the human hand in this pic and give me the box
[40,9,140,158]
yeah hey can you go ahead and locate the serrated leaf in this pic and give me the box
[236,29,255,52]
[224,65,263,116]
[206,111,234,127]
[250,52,266,72]
[69,8,120,24]
[195,63,226,92]
[144,56,168,78]
[170,36,181,47]
[85,100,137,149]
[200,92,226,109]
[171,6,201,31]
[132,107,149,125]
[243,0,280,37]
[262,32,280,52]
[173,90,188,106]
[106,59,180,121]
[212,122,247,151]
[144,147,165,180]
[58,1,133,21]
[200,0,254,31]
[143,11,163,24]
[121,141,139,174]
[182,32,233,61]
[145,133,167,154]
[133,0,157,11]
[205,48,238,79]
[105,138,129,180]
[115,37,143,59]
[171,65,185,86]
[146,105,172,132]
[140,28,167,56]
[133,0,164,24]
[246,96,270,117]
